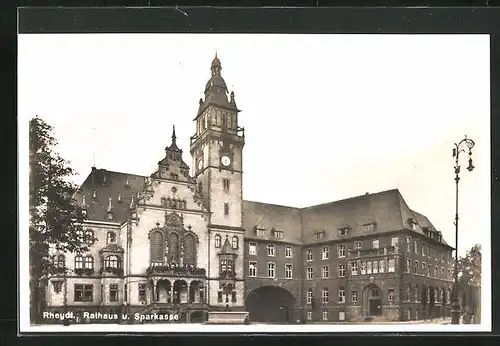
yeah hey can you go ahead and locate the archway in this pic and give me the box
[362,283,382,317]
[245,286,296,323]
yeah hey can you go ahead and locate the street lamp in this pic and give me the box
[451,135,475,325]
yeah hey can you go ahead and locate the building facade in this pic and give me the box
[41,55,454,324]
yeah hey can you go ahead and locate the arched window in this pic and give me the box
[84,230,94,244]
[184,234,196,264]
[55,255,65,268]
[150,231,163,263]
[75,255,83,269]
[214,235,221,248]
[107,232,116,244]
[84,256,94,269]
[231,236,238,250]
[168,233,179,263]
[76,229,84,240]
[104,255,119,268]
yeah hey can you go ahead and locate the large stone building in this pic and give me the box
[42,55,455,324]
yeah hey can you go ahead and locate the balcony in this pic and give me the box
[147,265,206,277]
[74,268,95,276]
[99,267,124,276]
[349,246,396,258]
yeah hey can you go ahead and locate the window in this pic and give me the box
[322,288,329,303]
[110,284,119,302]
[379,260,385,273]
[257,229,266,237]
[339,309,345,321]
[232,291,237,303]
[55,254,65,268]
[391,237,398,247]
[421,261,426,274]
[217,291,223,303]
[170,173,178,180]
[322,247,329,260]
[84,230,94,244]
[373,261,379,274]
[322,310,329,321]
[267,262,275,278]
[306,249,313,261]
[285,264,293,279]
[352,262,359,275]
[414,241,418,254]
[428,264,431,277]
[388,259,395,272]
[441,252,445,262]
[338,264,346,278]
[361,261,366,275]
[315,231,325,240]
[285,245,292,258]
[339,228,348,236]
[322,265,329,278]
[364,223,375,232]
[231,236,238,250]
[372,240,379,249]
[74,284,93,302]
[75,255,83,269]
[414,261,419,274]
[307,267,314,280]
[306,288,313,304]
[406,237,411,252]
[267,244,275,256]
[352,290,358,303]
[224,203,229,215]
[84,256,94,269]
[223,179,230,192]
[435,266,438,278]
[273,230,284,239]
[76,229,84,240]
[338,245,346,258]
[249,243,256,255]
[422,246,426,257]
[215,235,221,248]
[406,259,411,273]
[249,262,257,277]
[104,255,119,268]
[367,261,372,274]
[388,288,395,302]
[150,231,163,263]
[138,284,146,302]
[307,311,312,320]
[448,269,451,280]
[338,289,346,303]
[355,241,362,250]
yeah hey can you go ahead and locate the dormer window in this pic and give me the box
[363,223,375,232]
[408,218,418,230]
[107,211,113,220]
[106,231,116,244]
[338,228,349,237]
[254,226,266,238]
[273,229,284,239]
[102,175,107,185]
[314,231,326,240]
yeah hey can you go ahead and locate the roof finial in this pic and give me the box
[172,125,177,143]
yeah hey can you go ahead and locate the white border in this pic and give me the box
[18,33,492,334]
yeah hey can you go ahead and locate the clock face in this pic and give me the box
[221,155,231,167]
[198,159,203,170]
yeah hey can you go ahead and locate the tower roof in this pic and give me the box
[165,125,181,152]
[203,53,233,107]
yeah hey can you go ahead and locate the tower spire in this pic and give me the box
[172,125,177,144]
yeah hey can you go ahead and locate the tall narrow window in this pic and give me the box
[338,289,346,303]
[306,249,313,261]
[150,231,163,264]
[307,267,314,280]
[223,179,230,192]
[306,288,313,304]
[322,247,329,260]
[109,284,119,302]
[214,234,221,248]
[285,245,292,258]
[338,264,346,278]
[249,261,257,277]
[322,265,329,278]
[184,233,196,264]
[75,255,83,269]
[322,288,329,303]
[168,233,179,263]
[267,244,275,256]
[406,237,411,252]
[224,203,229,215]
[285,264,293,279]
[84,256,94,269]
[138,284,146,302]
[231,236,238,250]
[338,245,346,258]
[249,242,256,255]
[267,262,276,278]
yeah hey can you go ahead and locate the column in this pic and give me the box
[170,284,174,304]
[187,284,191,304]
[152,279,157,303]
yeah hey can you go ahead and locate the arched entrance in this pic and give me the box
[362,283,382,317]
[245,286,296,323]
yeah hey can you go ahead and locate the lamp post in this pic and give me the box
[451,135,475,325]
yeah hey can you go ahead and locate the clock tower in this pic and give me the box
[190,54,246,310]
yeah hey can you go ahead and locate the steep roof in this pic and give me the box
[74,167,145,223]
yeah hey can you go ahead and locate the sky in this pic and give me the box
[18,34,490,258]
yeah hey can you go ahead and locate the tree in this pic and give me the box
[457,244,482,323]
[29,116,92,323]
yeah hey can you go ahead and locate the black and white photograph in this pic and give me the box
[18,33,490,333]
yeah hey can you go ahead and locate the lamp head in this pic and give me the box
[467,158,475,172]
